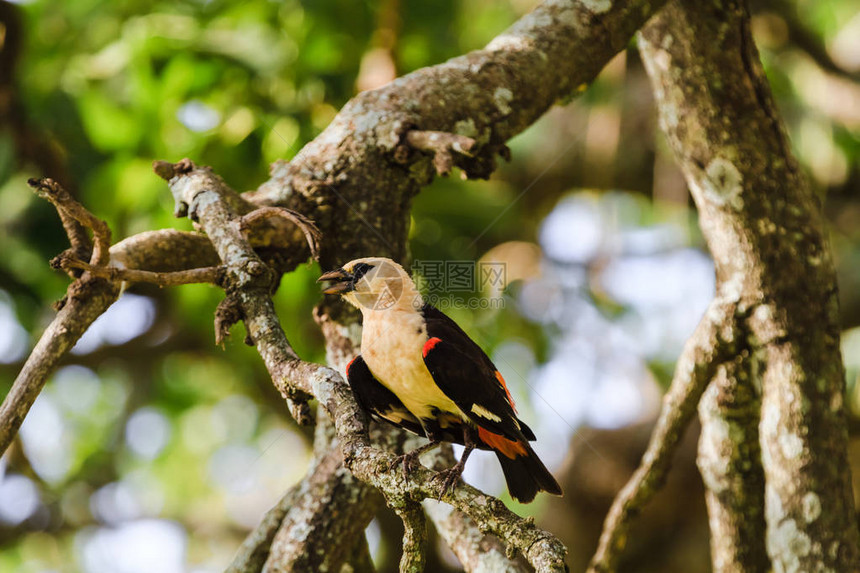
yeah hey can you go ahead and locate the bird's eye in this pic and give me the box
[351,263,374,281]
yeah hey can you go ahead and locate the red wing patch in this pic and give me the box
[478,427,527,459]
[346,356,357,376]
[422,337,442,358]
[495,370,517,413]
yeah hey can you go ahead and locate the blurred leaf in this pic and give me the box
[78,89,143,152]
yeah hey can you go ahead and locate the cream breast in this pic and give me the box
[360,309,462,422]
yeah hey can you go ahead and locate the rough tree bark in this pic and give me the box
[697,357,768,572]
[637,0,860,571]
[5,0,858,571]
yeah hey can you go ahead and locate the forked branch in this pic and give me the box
[588,298,739,573]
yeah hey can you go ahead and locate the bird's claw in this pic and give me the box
[431,466,464,498]
[388,451,422,482]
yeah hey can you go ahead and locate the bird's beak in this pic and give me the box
[317,268,355,294]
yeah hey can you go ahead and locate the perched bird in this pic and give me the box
[318,257,561,503]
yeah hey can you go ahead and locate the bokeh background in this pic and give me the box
[1,0,859,571]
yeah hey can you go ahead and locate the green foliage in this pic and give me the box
[1,0,859,571]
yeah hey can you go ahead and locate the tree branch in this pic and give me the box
[239,207,321,260]
[226,485,300,573]
[392,501,427,573]
[245,0,670,273]
[28,177,111,266]
[0,179,125,457]
[401,130,478,176]
[156,159,315,423]
[109,229,221,273]
[2,226,226,459]
[424,500,528,573]
[0,275,119,458]
[53,252,225,287]
[697,355,768,572]
[420,444,527,572]
[588,297,738,573]
[262,445,383,572]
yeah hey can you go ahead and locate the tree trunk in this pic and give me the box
[639,0,860,570]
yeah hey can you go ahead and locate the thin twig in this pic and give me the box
[587,298,739,573]
[28,177,111,266]
[53,252,225,287]
[0,179,125,457]
[240,206,322,260]
[57,212,92,270]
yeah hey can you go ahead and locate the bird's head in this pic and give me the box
[318,257,421,312]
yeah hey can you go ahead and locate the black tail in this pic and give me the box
[495,445,562,503]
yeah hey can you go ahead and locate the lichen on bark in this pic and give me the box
[639,0,860,570]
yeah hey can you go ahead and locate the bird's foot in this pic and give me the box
[388,451,423,482]
[387,440,442,482]
[432,463,465,498]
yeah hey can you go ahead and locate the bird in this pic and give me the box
[318,257,562,503]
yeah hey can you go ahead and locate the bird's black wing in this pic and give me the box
[420,303,535,443]
[346,355,425,437]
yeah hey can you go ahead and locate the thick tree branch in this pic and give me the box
[638,0,860,570]
[588,297,738,573]
[246,0,669,274]
[109,229,222,272]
